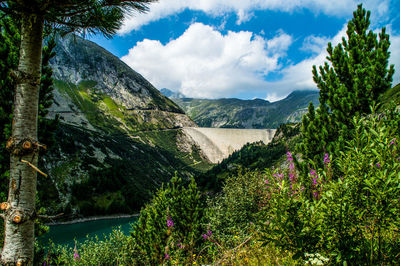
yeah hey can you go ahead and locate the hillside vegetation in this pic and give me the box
[173,90,319,128]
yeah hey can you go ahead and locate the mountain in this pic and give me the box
[160,88,186,99]
[173,90,319,129]
[38,35,211,219]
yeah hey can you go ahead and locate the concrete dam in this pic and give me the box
[182,127,276,163]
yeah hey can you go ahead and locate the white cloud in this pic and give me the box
[301,35,331,55]
[390,34,400,85]
[121,23,292,98]
[120,0,392,34]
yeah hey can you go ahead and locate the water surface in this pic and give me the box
[40,216,137,247]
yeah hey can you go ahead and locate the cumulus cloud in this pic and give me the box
[121,23,292,98]
[120,0,391,34]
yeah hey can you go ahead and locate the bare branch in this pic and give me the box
[20,159,48,177]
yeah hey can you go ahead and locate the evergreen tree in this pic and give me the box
[0,1,157,264]
[299,4,394,169]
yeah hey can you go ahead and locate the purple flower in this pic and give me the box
[165,253,170,260]
[74,250,79,261]
[376,162,381,168]
[323,153,330,164]
[207,230,212,236]
[390,138,397,146]
[167,217,174,228]
[202,234,208,240]
[310,169,318,182]
[287,151,293,161]
[178,242,183,249]
[312,177,317,186]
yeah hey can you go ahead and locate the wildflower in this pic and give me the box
[323,153,330,164]
[167,217,174,228]
[376,162,381,168]
[286,151,293,161]
[178,242,183,249]
[165,253,170,260]
[74,241,79,261]
[74,249,79,261]
[207,230,212,237]
[202,234,208,240]
[310,169,317,178]
[390,138,397,146]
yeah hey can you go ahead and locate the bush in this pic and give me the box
[131,175,206,265]
[207,168,266,247]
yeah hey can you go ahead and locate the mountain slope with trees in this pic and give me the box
[172,90,319,129]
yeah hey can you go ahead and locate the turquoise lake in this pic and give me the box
[39,216,138,248]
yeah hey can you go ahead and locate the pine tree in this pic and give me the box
[0,1,157,264]
[299,4,394,169]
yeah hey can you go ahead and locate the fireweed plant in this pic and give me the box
[260,106,400,264]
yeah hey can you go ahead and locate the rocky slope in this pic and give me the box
[172,90,319,129]
[38,35,210,219]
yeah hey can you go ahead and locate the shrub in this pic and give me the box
[131,175,206,265]
[207,168,266,247]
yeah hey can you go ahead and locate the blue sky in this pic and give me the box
[89,0,400,101]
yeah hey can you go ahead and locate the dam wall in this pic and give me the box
[182,127,276,163]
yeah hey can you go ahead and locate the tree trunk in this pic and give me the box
[1,13,44,265]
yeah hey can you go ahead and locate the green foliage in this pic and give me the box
[300,4,395,169]
[131,175,206,265]
[260,107,400,264]
[207,169,265,247]
[0,14,19,204]
[316,108,400,263]
[41,228,134,265]
[260,154,321,260]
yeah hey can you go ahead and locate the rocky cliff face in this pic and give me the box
[49,34,195,131]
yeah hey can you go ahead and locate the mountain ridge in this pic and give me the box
[171,90,319,128]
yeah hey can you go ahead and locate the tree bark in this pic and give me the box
[1,13,44,265]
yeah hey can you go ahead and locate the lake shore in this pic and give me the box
[46,214,139,226]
